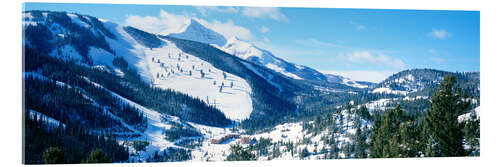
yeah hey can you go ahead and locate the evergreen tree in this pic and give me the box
[464,118,480,156]
[84,149,111,163]
[226,144,256,161]
[353,126,367,158]
[423,75,469,157]
[42,147,65,164]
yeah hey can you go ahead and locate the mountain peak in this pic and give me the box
[168,18,227,46]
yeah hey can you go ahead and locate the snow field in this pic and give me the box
[143,40,253,122]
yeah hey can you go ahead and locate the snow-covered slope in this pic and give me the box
[164,18,327,82]
[103,17,254,122]
[168,19,227,47]
[144,39,253,121]
[221,37,327,81]
[324,74,375,89]
[371,69,480,97]
[23,11,253,122]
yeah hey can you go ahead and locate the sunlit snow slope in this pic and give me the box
[143,40,253,121]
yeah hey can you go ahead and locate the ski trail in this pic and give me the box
[81,76,188,160]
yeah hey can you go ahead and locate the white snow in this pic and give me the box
[265,63,303,80]
[372,87,408,95]
[221,36,303,80]
[458,106,480,123]
[342,78,369,89]
[394,74,415,83]
[88,47,115,65]
[28,109,66,129]
[143,40,253,122]
[80,77,187,161]
[23,72,49,80]
[253,123,304,143]
[364,98,392,111]
[67,13,91,29]
[49,44,82,61]
[168,19,227,47]
[242,61,283,93]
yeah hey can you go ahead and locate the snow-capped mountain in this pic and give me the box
[221,37,327,81]
[324,74,376,89]
[168,19,227,47]
[165,19,327,82]
[372,69,480,96]
[23,10,302,126]
[23,10,260,123]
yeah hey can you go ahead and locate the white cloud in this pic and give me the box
[343,51,407,70]
[241,7,288,22]
[321,70,396,83]
[260,26,270,33]
[197,19,252,40]
[428,29,452,40]
[350,21,366,30]
[357,25,366,30]
[125,10,252,40]
[263,37,270,42]
[428,49,437,55]
[125,10,189,35]
[195,6,238,16]
[430,57,445,64]
[294,38,344,48]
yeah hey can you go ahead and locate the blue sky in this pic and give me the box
[24,3,479,82]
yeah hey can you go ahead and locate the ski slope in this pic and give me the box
[143,40,253,122]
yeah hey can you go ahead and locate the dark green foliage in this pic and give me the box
[123,26,163,48]
[84,149,111,163]
[464,118,480,156]
[23,24,53,53]
[24,116,129,164]
[370,105,424,158]
[25,47,146,130]
[112,56,128,70]
[353,126,368,158]
[299,147,309,159]
[368,75,476,158]
[133,141,149,152]
[164,121,202,141]
[424,75,469,157]
[145,147,191,162]
[226,144,257,161]
[25,74,123,130]
[247,137,272,156]
[42,147,65,164]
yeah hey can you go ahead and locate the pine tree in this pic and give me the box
[42,147,65,164]
[354,126,367,158]
[226,144,256,161]
[84,149,111,163]
[464,118,480,156]
[423,75,469,157]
